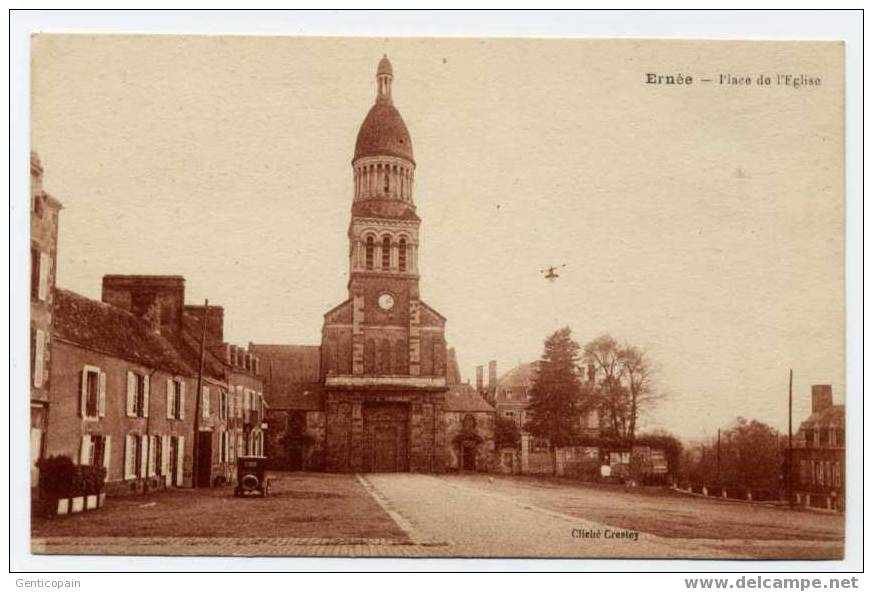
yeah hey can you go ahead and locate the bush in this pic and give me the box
[36,455,76,500]
[37,455,106,499]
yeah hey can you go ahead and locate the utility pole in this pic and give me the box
[192,299,208,489]
[716,428,721,487]
[788,368,794,508]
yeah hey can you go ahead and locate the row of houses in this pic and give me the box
[30,152,266,497]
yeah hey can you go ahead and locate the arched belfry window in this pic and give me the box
[365,236,374,270]
[384,169,390,194]
[398,238,407,272]
[382,236,391,270]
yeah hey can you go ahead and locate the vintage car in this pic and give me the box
[234,455,270,497]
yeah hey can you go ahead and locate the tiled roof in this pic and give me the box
[799,404,845,430]
[249,344,323,410]
[445,383,494,413]
[53,288,192,376]
[493,362,537,404]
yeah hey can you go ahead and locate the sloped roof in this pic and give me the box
[249,344,322,410]
[799,404,845,430]
[493,362,538,404]
[445,383,495,413]
[53,288,192,376]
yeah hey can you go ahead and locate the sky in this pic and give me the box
[31,35,844,439]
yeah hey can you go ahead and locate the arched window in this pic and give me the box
[398,238,407,272]
[365,236,374,270]
[384,169,390,194]
[382,236,391,270]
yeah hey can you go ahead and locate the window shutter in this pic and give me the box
[103,436,112,475]
[38,252,49,301]
[98,372,107,417]
[126,372,136,417]
[80,367,89,417]
[175,436,185,486]
[139,436,148,478]
[149,435,158,476]
[202,386,210,418]
[143,374,150,418]
[166,378,174,419]
[79,435,91,465]
[124,434,133,479]
[33,329,45,387]
[179,381,186,419]
[161,434,171,483]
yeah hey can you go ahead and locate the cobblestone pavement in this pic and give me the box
[32,473,843,559]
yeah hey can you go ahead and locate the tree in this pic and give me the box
[525,327,584,471]
[582,334,661,441]
[494,416,521,449]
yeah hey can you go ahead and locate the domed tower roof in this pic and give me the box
[353,55,414,164]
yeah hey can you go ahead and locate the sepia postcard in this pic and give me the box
[26,33,846,562]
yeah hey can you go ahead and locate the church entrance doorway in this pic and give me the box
[363,402,409,473]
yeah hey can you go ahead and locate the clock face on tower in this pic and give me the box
[378,292,395,311]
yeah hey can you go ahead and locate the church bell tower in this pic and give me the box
[320,56,448,473]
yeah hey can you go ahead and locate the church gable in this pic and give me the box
[323,299,353,324]
[419,300,446,327]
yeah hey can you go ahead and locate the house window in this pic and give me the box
[31,328,46,388]
[805,429,815,446]
[89,435,107,468]
[154,435,163,476]
[398,238,407,272]
[167,378,185,420]
[219,390,228,420]
[127,372,149,417]
[382,236,391,269]
[30,247,40,300]
[834,462,841,487]
[125,433,143,480]
[82,367,101,419]
[201,386,210,419]
[365,236,374,270]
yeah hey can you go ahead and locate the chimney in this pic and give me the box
[488,360,497,389]
[476,365,484,393]
[811,384,834,413]
[184,304,224,343]
[101,275,185,335]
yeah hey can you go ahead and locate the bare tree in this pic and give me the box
[583,334,661,441]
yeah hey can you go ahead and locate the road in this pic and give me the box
[361,474,843,559]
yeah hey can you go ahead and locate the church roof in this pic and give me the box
[249,344,323,410]
[354,101,414,163]
[354,56,414,164]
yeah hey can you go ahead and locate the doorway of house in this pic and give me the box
[196,431,212,487]
[461,441,478,472]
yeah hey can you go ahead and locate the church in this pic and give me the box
[251,56,495,474]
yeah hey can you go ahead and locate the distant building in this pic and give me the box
[249,344,324,472]
[789,384,845,511]
[30,152,62,489]
[489,361,601,474]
